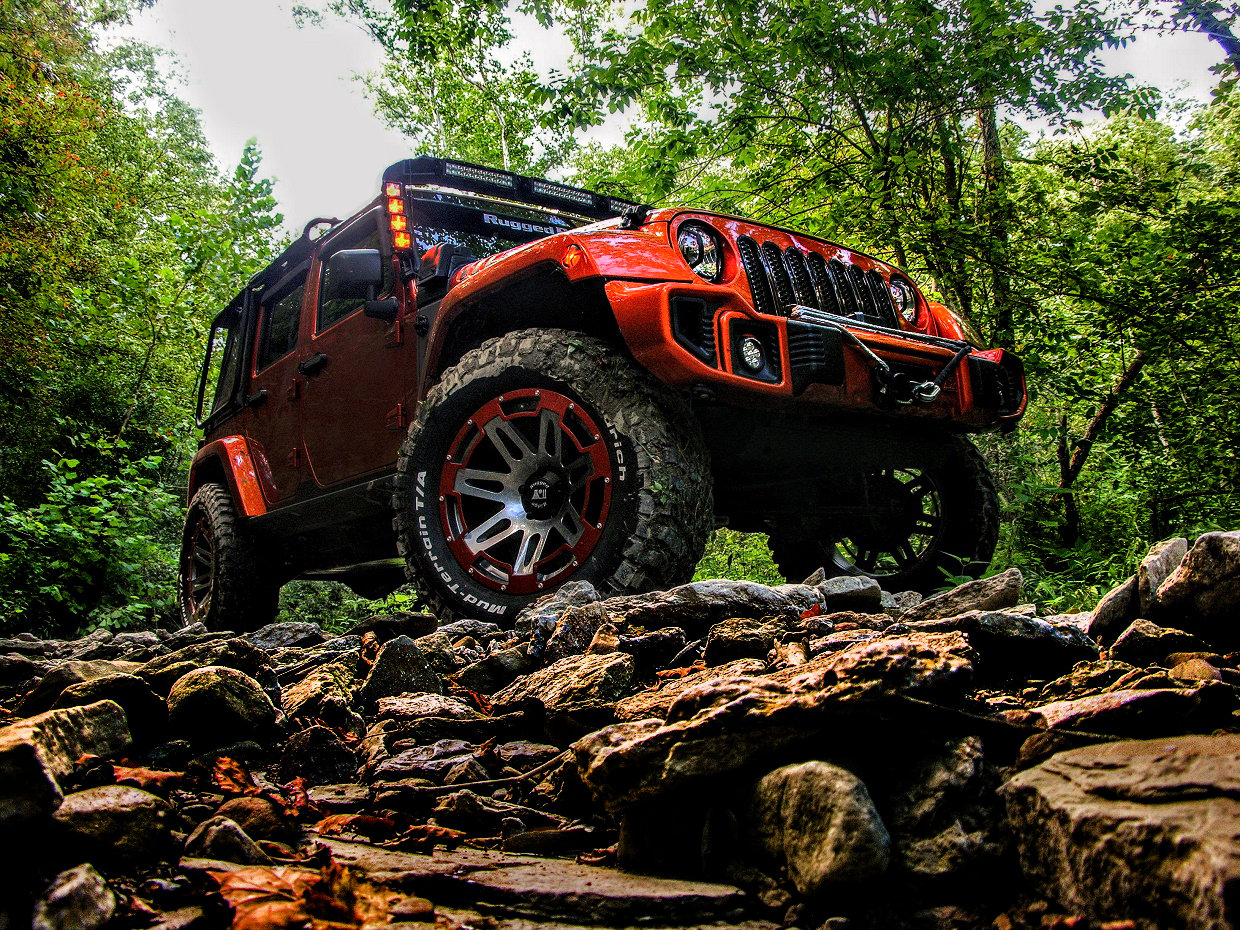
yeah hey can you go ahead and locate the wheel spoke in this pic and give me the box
[485,419,534,467]
[537,408,563,462]
[464,512,515,550]
[553,511,583,545]
[896,542,918,568]
[455,468,516,503]
[512,530,548,575]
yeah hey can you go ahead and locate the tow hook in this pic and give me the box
[816,319,972,407]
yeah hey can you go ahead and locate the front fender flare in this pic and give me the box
[188,436,268,517]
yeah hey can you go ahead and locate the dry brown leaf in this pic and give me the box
[113,764,186,796]
[383,824,466,853]
[210,861,390,929]
[315,814,398,843]
[213,756,260,796]
[654,660,706,682]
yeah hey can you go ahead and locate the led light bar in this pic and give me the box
[444,161,517,189]
[530,179,594,207]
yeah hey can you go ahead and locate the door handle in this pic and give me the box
[298,353,329,376]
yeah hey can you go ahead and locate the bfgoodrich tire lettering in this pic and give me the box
[393,329,713,622]
[178,483,280,631]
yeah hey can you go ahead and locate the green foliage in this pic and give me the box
[693,529,785,586]
[277,582,428,636]
[0,429,182,636]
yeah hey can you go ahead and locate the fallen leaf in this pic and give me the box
[576,845,617,866]
[210,861,390,929]
[654,660,706,682]
[213,757,260,796]
[383,824,466,853]
[800,604,824,619]
[315,814,398,843]
[114,764,186,796]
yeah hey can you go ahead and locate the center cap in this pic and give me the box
[521,468,567,519]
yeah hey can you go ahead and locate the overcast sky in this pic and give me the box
[121,1,1226,233]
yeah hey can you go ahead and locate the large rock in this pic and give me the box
[544,602,613,664]
[17,659,141,715]
[898,569,1023,624]
[904,610,1096,680]
[166,666,278,747]
[817,576,883,613]
[276,725,358,785]
[1138,537,1188,616]
[744,761,890,897]
[1030,682,1235,738]
[1003,733,1240,928]
[139,638,273,696]
[1156,531,1240,649]
[703,617,785,664]
[358,635,442,706]
[609,580,800,635]
[282,659,362,732]
[0,700,130,829]
[52,784,174,863]
[492,651,635,716]
[51,673,166,746]
[576,633,974,810]
[1109,618,1208,667]
[31,863,117,930]
[1086,575,1138,645]
[614,659,767,721]
[243,621,324,652]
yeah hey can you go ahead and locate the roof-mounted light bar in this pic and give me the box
[382,156,644,222]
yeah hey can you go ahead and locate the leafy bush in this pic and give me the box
[0,431,182,636]
[693,529,785,586]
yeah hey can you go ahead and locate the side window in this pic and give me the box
[256,270,307,372]
[318,219,393,332]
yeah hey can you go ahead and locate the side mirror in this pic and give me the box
[324,249,384,303]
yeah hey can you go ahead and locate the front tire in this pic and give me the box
[393,329,713,623]
[178,483,280,631]
[769,436,998,593]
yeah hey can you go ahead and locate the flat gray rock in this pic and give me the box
[318,837,751,924]
[899,568,1023,624]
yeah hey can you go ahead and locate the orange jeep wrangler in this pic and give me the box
[181,156,1026,629]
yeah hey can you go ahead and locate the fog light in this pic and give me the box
[739,335,765,372]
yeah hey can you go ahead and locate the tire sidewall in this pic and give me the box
[405,365,640,623]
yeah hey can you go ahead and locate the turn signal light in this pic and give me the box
[393,231,412,249]
[387,197,405,214]
[390,214,408,231]
[562,244,585,271]
[385,182,401,198]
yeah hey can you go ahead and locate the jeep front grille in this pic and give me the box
[738,234,899,329]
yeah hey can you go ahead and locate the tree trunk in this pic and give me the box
[977,98,1016,349]
[1054,350,1149,545]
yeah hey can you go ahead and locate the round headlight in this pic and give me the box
[889,277,918,324]
[677,222,723,282]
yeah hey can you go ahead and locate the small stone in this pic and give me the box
[1086,576,1139,646]
[358,635,442,706]
[215,795,294,843]
[244,621,324,652]
[545,602,614,664]
[183,815,272,864]
[817,576,883,612]
[453,645,537,693]
[375,693,483,722]
[900,568,1024,624]
[167,666,278,747]
[53,784,174,863]
[703,617,785,664]
[744,760,890,896]
[31,863,117,930]
[1169,658,1224,683]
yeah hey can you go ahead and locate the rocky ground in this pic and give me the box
[3,531,1240,930]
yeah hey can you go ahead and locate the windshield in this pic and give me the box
[408,191,590,260]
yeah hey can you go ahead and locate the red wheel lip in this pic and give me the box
[438,387,614,595]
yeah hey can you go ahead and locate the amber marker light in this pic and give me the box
[387,197,405,214]
[385,182,402,198]
[390,214,408,231]
[393,231,412,249]
[561,244,585,271]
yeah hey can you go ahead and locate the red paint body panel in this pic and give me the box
[189,437,268,517]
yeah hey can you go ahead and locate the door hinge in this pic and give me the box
[286,379,301,401]
[386,403,407,431]
[385,320,404,347]
[287,447,301,468]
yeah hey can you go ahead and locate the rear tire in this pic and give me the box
[769,436,998,593]
[393,328,713,623]
[178,483,280,631]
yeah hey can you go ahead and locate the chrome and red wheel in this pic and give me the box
[438,388,613,595]
[394,328,713,623]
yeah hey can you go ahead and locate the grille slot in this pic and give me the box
[806,252,840,315]
[783,247,816,307]
[737,236,775,316]
[760,241,795,310]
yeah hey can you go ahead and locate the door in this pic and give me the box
[299,209,418,488]
[244,264,310,503]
